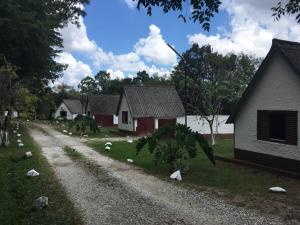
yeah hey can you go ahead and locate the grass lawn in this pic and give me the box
[47,120,125,138]
[212,139,234,159]
[87,139,300,221]
[0,123,82,225]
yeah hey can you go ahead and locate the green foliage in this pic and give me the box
[0,125,82,225]
[272,0,300,23]
[136,124,215,173]
[0,0,89,91]
[68,115,99,135]
[136,0,221,31]
[171,44,260,115]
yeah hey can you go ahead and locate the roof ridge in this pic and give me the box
[273,38,300,46]
[123,85,175,88]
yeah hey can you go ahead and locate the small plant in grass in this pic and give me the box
[68,115,99,136]
[63,146,83,159]
[136,124,215,174]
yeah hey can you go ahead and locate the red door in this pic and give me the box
[136,117,154,136]
[94,114,113,127]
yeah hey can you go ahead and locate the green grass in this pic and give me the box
[87,139,300,220]
[213,139,234,159]
[48,120,124,138]
[0,125,82,225]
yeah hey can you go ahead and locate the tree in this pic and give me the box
[272,0,300,23]
[0,0,90,91]
[0,0,89,147]
[78,76,99,114]
[95,71,111,93]
[14,87,40,119]
[171,44,258,145]
[135,0,221,31]
[0,58,17,146]
[136,124,215,173]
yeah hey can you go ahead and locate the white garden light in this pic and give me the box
[269,187,287,193]
[105,142,112,146]
[170,170,182,181]
[18,143,24,147]
[26,169,39,177]
[127,159,133,163]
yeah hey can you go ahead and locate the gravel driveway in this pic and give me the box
[29,124,286,225]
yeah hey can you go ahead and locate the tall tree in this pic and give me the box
[0,58,17,146]
[0,0,89,146]
[94,71,111,93]
[0,0,90,90]
[78,76,99,113]
[171,44,258,144]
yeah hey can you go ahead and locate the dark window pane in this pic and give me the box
[60,111,67,118]
[122,111,128,124]
[269,113,286,140]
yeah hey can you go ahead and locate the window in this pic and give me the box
[60,110,67,118]
[122,111,128,124]
[257,110,298,145]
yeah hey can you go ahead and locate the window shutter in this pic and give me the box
[257,110,269,140]
[286,111,298,145]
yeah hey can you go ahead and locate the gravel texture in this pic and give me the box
[30,124,286,225]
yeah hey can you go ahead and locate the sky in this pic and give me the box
[56,0,300,86]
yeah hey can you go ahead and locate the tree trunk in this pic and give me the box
[209,121,215,146]
[0,111,11,147]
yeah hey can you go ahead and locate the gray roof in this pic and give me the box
[118,85,185,118]
[89,95,120,115]
[62,99,83,114]
[227,38,300,123]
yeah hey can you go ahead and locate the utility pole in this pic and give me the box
[167,43,187,126]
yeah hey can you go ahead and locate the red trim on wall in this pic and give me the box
[94,114,113,127]
[136,117,154,136]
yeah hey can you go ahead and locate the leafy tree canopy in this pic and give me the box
[136,0,221,31]
[272,0,300,23]
[0,0,90,91]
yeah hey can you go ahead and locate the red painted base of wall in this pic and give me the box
[235,148,300,174]
[94,114,113,127]
[136,117,154,136]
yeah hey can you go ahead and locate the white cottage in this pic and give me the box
[54,99,83,120]
[116,85,185,136]
[227,39,300,174]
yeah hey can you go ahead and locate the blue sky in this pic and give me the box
[56,0,300,86]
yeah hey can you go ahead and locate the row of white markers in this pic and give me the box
[14,122,48,209]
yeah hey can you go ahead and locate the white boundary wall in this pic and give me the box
[177,115,233,134]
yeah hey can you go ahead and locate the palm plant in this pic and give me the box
[68,115,99,135]
[136,124,215,173]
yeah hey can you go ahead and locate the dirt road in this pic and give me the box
[29,124,285,225]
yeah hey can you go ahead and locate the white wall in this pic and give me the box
[118,96,134,131]
[235,52,300,160]
[113,115,118,125]
[54,102,73,120]
[177,115,233,134]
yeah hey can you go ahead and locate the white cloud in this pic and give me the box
[60,17,98,53]
[124,0,137,9]
[134,25,177,65]
[188,0,300,57]
[106,69,125,80]
[56,52,93,86]
[60,20,174,82]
